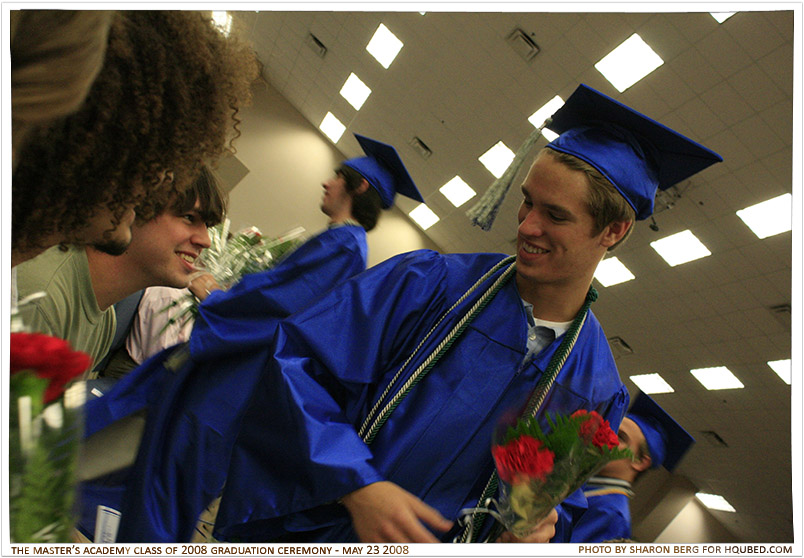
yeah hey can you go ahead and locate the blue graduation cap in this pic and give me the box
[342,134,424,209]
[627,392,695,472]
[546,84,723,220]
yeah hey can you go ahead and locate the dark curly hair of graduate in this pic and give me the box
[12,10,259,255]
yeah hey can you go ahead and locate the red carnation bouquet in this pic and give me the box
[10,332,91,542]
[492,409,631,537]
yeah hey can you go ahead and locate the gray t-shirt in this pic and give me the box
[15,245,116,369]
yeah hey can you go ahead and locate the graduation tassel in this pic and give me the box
[466,118,552,231]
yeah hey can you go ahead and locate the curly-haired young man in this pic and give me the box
[15,167,226,369]
[12,11,258,268]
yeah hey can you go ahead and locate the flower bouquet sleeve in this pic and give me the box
[492,410,631,538]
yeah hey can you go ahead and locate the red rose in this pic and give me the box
[10,332,91,404]
[493,434,555,484]
[572,410,618,449]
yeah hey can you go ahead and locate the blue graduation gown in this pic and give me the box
[213,249,629,542]
[78,225,368,542]
[569,489,631,542]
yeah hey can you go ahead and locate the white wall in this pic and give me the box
[220,80,440,267]
[656,500,740,543]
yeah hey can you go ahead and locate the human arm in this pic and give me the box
[187,272,222,302]
[214,250,455,536]
[340,482,453,543]
[191,226,367,358]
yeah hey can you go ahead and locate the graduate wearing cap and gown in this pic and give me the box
[569,392,695,543]
[76,135,424,543]
[211,84,721,544]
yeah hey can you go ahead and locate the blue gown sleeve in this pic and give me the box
[80,226,370,543]
[191,225,368,359]
[569,494,631,542]
[215,250,455,528]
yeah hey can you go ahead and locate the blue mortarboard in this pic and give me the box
[342,134,424,209]
[628,392,695,472]
[546,84,723,220]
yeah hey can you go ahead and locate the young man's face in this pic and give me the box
[516,150,621,293]
[123,199,211,288]
[320,173,353,221]
[597,417,650,479]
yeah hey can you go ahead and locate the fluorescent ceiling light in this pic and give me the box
[319,112,345,143]
[409,204,439,230]
[690,366,744,390]
[696,493,736,512]
[541,129,559,142]
[630,373,675,394]
[479,141,515,179]
[736,193,792,239]
[366,24,403,69]
[768,359,791,385]
[650,230,711,267]
[212,11,232,36]
[529,95,565,129]
[710,12,735,23]
[439,176,476,208]
[340,73,372,110]
[594,256,635,287]
[595,33,664,92]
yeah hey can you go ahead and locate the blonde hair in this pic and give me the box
[11,10,113,158]
[543,148,636,251]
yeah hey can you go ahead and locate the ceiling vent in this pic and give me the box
[769,303,791,328]
[699,430,729,448]
[408,136,432,159]
[306,33,327,59]
[507,28,540,62]
[608,336,634,359]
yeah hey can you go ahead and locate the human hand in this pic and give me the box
[188,272,222,301]
[340,481,453,543]
[496,508,558,543]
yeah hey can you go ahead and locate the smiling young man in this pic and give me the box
[82,85,720,544]
[15,167,225,369]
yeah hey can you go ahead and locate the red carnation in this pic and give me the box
[591,420,619,449]
[10,332,91,404]
[493,434,555,484]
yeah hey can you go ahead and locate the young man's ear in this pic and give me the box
[633,452,652,473]
[355,178,370,195]
[600,220,632,248]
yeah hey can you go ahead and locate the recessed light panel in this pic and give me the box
[595,33,664,92]
[594,256,635,287]
[478,141,515,179]
[409,204,439,230]
[340,73,372,111]
[768,359,791,385]
[690,366,744,390]
[696,493,736,512]
[439,176,476,208]
[212,11,232,36]
[650,230,711,267]
[630,373,675,394]
[366,24,403,69]
[319,112,345,143]
[529,95,565,129]
[736,193,792,239]
[710,12,735,23]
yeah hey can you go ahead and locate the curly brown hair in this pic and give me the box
[12,10,258,255]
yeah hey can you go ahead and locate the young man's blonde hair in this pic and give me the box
[544,148,636,251]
